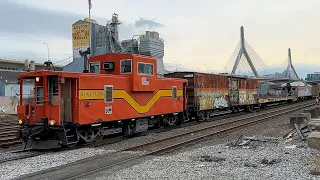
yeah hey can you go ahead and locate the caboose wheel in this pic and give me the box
[94,133,103,142]
[67,141,79,148]
[165,116,177,126]
[77,129,99,143]
[198,111,208,121]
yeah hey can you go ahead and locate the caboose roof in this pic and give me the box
[18,70,116,78]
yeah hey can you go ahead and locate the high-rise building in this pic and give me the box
[63,14,167,77]
[139,31,167,77]
[306,72,320,81]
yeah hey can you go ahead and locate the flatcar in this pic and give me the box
[16,53,187,149]
[257,81,295,105]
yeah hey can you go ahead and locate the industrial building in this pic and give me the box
[63,14,167,76]
[306,72,320,81]
[0,59,63,97]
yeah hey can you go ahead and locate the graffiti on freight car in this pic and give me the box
[239,91,246,105]
[258,83,268,96]
[239,91,257,105]
[229,93,239,105]
[196,90,228,110]
[246,92,256,104]
[214,96,228,108]
[298,86,312,97]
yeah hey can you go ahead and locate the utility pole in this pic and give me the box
[88,0,92,56]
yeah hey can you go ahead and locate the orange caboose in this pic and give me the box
[16,53,188,149]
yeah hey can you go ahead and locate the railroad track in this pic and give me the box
[0,100,301,150]
[0,114,20,148]
[0,151,44,163]
[15,100,314,180]
[0,100,312,164]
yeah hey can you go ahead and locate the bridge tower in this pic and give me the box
[283,48,299,80]
[231,26,259,77]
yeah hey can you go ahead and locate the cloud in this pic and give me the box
[0,1,137,40]
[0,1,80,39]
[134,18,164,29]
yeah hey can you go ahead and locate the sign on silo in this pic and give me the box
[72,23,90,58]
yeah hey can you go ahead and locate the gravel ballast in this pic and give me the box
[0,102,315,179]
[99,103,310,153]
[0,148,110,180]
[100,141,320,180]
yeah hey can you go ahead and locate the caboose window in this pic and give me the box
[138,62,154,75]
[36,86,44,104]
[90,62,100,74]
[104,85,113,103]
[48,77,59,105]
[120,59,132,74]
[172,86,177,99]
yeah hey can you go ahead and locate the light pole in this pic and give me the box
[171,61,177,72]
[43,43,50,61]
[65,54,72,63]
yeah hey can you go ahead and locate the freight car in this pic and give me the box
[165,72,296,120]
[165,72,259,120]
[257,81,295,105]
[281,81,312,100]
[16,53,188,149]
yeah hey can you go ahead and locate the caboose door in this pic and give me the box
[228,78,239,106]
[183,82,187,111]
[60,78,73,123]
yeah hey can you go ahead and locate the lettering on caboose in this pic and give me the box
[79,90,104,100]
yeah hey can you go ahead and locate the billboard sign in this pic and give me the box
[72,23,90,58]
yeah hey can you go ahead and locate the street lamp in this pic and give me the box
[43,43,50,61]
[171,61,178,71]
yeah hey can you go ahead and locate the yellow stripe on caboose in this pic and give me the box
[79,89,183,114]
[113,90,183,114]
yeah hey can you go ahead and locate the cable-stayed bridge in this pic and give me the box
[223,26,300,81]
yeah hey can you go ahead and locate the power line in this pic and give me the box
[53,56,73,65]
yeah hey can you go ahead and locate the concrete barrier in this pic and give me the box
[304,106,320,118]
[290,113,310,128]
[299,112,311,122]
[308,132,320,150]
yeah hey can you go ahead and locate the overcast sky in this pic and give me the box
[0,0,319,76]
